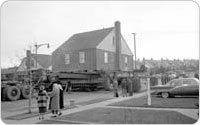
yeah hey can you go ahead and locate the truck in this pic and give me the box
[1,68,136,101]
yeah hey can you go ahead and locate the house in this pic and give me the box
[52,21,133,72]
[17,54,52,72]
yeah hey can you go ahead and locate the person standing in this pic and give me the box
[36,85,48,120]
[121,78,127,97]
[113,75,119,97]
[57,81,64,115]
[127,77,133,96]
[67,81,72,94]
[49,82,60,117]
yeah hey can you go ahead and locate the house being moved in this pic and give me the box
[52,21,133,72]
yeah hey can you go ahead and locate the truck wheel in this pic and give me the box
[6,86,21,101]
[2,87,8,101]
[21,86,30,99]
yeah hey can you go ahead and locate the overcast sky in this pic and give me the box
[1,1,199,68]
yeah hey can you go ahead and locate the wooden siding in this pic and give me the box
[96,49,133,71]
[96,49,115,71]
[52,48,96,72]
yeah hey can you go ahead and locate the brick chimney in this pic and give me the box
[115,21,121,71]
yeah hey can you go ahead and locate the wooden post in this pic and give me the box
[147,77,151,106]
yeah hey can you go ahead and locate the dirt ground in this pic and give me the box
[1,90,114,119]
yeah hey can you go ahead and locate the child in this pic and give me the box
[36,85,48,120]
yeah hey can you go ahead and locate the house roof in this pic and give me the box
[18,54,51,70]
[31,54,52,69]
[54,27,114,53]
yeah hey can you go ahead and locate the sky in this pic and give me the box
[1,1,199,68]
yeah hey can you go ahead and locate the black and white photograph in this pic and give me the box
[1,0,199,124]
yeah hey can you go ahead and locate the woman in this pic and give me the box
[49,82,60,117]
[113,76,119,97]
[57,81,64,115]
[121,78,127,97]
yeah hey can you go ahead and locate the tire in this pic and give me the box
[21,85,30,99]
[161,92,170,98]
[2,87,8,101]
[3,87,9,101]
[6,86,21,101]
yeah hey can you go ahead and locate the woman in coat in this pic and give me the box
[49,83,60,117]
[57,81,64,115]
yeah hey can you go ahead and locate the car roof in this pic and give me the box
[170,78,199,83]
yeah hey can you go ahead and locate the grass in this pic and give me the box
[110,95,199,109]
[54,107,197,124]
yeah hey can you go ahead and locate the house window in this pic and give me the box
[125,56,128,64]
[104,52,108,63]
[65,54,70,64]
[79,52,85,63]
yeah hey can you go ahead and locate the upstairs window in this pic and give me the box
[79,52,85,63]
[104,52,108,63]
[65,54,70,64]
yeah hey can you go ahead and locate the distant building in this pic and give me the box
[17,54,52,72]
[52,21,133,72]
[1,67,18,81]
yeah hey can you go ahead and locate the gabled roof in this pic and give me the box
[19,54,51,69]
[31,54,52,69]
[54,27,114,53]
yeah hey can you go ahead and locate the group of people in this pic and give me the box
[36,76,72,120]
[112,76,133,98]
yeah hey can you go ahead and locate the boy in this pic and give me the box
[36,85,48,120]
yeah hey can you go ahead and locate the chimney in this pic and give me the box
[115,21,121,71]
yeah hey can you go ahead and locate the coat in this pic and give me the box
[58,84,64,109]
[36,90,48,108]
[49,84,60,111]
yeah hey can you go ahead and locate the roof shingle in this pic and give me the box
[54,27,114,52]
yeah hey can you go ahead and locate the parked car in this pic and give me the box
[151,78,199,98]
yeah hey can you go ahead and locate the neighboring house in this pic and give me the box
[52,21,134,72]
[17,54,52,72]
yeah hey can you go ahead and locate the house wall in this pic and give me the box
[96,49,133,71]
[96,49,115,71]
[52,48,96,72]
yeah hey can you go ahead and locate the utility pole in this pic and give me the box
[26,50,32,113]
[132,33,137,69]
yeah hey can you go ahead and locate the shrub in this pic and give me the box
[132,78,141,92]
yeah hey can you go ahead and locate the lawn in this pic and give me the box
[53,107,197,124]
[110,95,199,109]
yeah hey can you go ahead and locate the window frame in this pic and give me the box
[104,52,108,63]
[65,54,70,65]
[79,51,85,64]
[125,56,128,64]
